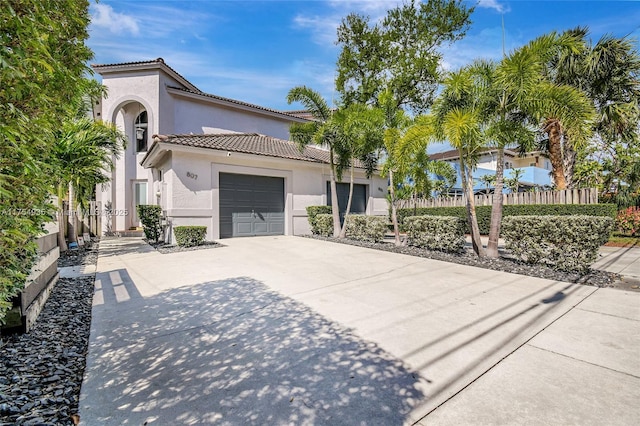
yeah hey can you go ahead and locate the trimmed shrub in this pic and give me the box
[397,204,617,235]
[616,207,640,236]
[501,215,614,272]
[137,205,163,242]
[314,214,334,237]
[405,216,466,253]
[173,226,207,247]
[345,215,387,243]
[306,205,332,234]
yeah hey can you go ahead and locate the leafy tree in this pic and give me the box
[336,0,473,114]
[0,0,93,321]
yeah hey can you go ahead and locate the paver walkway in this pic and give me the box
[79,237,640,425]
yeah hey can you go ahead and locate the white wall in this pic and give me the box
[159,147,389,240]
[172,97,293,140]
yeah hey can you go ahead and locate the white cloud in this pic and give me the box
[477,0,509,14]
[90,4,139,36]
[294,1,402,47]
[293,14,341,46]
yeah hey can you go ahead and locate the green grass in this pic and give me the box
[607,234,640,247]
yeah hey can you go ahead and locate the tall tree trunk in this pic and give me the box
[389,169,402,247]
[544,118,567,190]
[460,155,485,257]
[67,182,77,243]
[487,148,505,258]
[339,163,355,238]
[329,149,342,237]
[563,140,577,189]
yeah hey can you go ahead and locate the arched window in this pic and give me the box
[134,110,148,152]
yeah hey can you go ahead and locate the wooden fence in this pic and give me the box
[397,188,599,209]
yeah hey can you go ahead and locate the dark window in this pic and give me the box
[327,182,367,224]
[135,110,148,152]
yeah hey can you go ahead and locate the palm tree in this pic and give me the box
[505,168,525,193]
[478,173,496,193]
[419,67,488,256]
[376,91,411,246]
[331,104,384,238]
[287,86,347,237]
[54,117,125,250]
[505,32,595,190]
[549,28,640,190]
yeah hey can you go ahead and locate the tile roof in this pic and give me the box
[151,133,335,165]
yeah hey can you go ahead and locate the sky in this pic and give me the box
[87,0,640,114]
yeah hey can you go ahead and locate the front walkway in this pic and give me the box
[79,237,640,425]
[593,245,640,280]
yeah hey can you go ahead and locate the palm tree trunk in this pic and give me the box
[563,140,577,189]
[544,118,567,190]
[389,170,402,247]
[339,163,355,238]
[67,182,77,243]
[460,155,485,257]
[487,148,505,258]
[329,149,341,237]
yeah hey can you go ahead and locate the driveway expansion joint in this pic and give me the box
[414,285,600,424]
[525,344,640,379]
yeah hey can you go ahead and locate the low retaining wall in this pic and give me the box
[1,222,60,335]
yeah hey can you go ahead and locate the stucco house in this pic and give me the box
[430,148,553,194]
[91,58,388,240]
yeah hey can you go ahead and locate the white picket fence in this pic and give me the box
[397,188,599,209]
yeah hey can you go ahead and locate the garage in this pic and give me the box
[219,173,285,238]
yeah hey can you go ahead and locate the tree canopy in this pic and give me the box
[0,0,93,320]
[336,0,473,114]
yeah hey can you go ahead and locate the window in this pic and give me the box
[134,110,148,152]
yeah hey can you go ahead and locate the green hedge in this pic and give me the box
[397,204,617,235]
[502,215,613,272]
[314,214,334,237]
[173,226,207,247]
[306,205,332,234]
[345,215,387,243]
[137,205,163,242]
[405,216,466,253]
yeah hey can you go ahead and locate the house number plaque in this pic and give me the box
[186,172,198,180]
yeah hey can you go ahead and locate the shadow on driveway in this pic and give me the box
[82,275,426,425]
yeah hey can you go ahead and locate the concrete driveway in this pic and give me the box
[80,237,640,425]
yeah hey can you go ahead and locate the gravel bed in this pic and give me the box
[0,245,97,425]
[305,235,621,288]
[56,243,98,268]
[146,240,224,254]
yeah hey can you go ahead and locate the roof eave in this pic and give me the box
[92,62,199,92]
[140,139,169,168]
